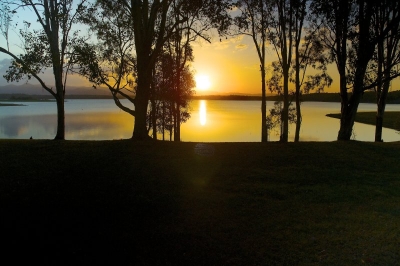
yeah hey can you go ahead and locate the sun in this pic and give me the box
[195,75,211,90]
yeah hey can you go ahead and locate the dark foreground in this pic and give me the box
[1,140,400,265]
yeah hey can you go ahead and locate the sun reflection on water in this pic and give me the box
[200,100,207,126]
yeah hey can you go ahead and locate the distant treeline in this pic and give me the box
[192,91,400,104]
[0,94,114,101]
[2,91,400,103]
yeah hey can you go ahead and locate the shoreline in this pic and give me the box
[1,90,400,103]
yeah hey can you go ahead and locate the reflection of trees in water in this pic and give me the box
[0,112,133,139]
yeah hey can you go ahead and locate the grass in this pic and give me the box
[327,111,400,131]
[1,140,400,265]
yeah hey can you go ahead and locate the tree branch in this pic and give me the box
[0,46,56,97]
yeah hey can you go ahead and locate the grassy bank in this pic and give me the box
[1,140,400,265]
[327,111,400,131]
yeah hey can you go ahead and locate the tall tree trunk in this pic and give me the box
[338,75,364,140]
[50,10,65,140]
[261,64,268,142]
[54,94,65,140]
[294,47,301,142]
[151,98,157,140]
[53,58,65,140]
[132,57,152,140]
[174,102,180,141]
[335,0,350,140]
[375,33,385,142]
[132,76,151,140]
[174,67,181,142]
[133,94,149,140]
[338,103,357,140]
[375,78,390,142]
[294,92,301,142]
[374,4,399,142]
[162,102,165,141]
[281,66,289,142]
[260,0,267,142]
[337,1,375,141]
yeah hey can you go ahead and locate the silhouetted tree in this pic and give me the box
[73,0,137,117]
[233,0,271,142]
[0,2,12,51]
[148,52,195,141]
[292,16,332,141]
[75,0,230,140]
[369,1,400,142]
[122,0,230,140]
[266,0,298,142]
[0,0,85,140]
[311,0,400,141]
[167,1,206,141]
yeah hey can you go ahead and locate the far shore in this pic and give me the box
[0,103,26,106]
[327,111,400,131]
[1,90,400,103]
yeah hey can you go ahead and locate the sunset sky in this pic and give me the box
[0,31,343,95]
[191,33,342,95]
[0,8,398,96]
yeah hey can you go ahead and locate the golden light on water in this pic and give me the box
[200,100,207,126]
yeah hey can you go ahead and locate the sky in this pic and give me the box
[0,4,398,96]
[191,33,342,95]
[0,29,342,95]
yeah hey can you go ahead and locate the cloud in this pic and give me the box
[213,35,244,50]
[235,44,248,51]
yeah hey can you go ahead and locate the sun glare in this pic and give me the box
[195,75,211,90]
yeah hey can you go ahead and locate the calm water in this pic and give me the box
[0,99,399,142]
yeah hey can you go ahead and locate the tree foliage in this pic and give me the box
[148,51,195,141]
[73,0,137,115]
[311,0,400,141]
[0,0,86,139]
[74,0,229,140]
[233,0,270,142]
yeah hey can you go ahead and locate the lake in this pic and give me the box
[0,99,399,142]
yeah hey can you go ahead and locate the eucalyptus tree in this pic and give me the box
[0,3,12,51]
[149,52,195,141]
[166,0,210,141]
[0,0,85,140]
[266,0,299,142]
[122,0,230,140]
[311,0,400,141]
[233,0,271,142]
[265,61,296,139]
[292,8,332,142]
[309,0,355,140]
[73,0,137,117]
[75,0,230,140]
[370,1,400,142]
[148,53,174,140]
[238,0,330,142]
